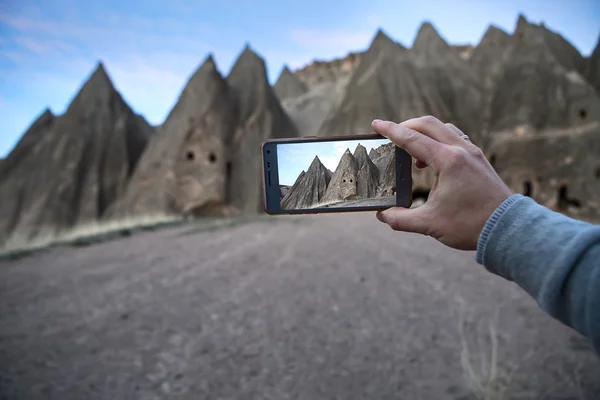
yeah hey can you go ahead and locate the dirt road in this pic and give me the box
[1,213,599,399]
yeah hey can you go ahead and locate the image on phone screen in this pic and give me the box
[277,138,397,211]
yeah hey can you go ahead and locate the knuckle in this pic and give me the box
[468,145,485,159]
[421,115,439,125]
[404,128,421,145]
[446,147,469,168]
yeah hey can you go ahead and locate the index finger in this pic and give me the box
[372,119,442,171]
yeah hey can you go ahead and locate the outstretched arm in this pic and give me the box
[478,194,600,353]
[371,116,600,354]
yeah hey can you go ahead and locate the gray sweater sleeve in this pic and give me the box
[476,194,600,354]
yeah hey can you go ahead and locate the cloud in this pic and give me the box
[12,36,78,56]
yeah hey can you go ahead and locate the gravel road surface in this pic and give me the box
[1,213,599,399]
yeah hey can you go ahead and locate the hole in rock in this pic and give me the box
[558,185,581,211]
[523,181,532,197]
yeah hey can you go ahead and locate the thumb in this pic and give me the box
[376,206,431,236]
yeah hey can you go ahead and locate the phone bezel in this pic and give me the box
[261,134,413,215]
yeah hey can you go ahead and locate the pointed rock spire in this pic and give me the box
[368,28,404,54]
[368,148,379,160]
[322,148,359,203]
[354,144,380,198]
[112,51,235,218]
[226,43,298,214]
[0,108,56,182]
[413,21,449,53]
[515,13,530,33]
[274,65,307,100]
[479,25,511,47]
[229,45,265,80]
[280,154,332,209]
[65,61,120,115]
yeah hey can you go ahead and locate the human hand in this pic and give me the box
[371,116,513,250]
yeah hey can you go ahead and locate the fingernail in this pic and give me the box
[376,211,385,222]
[372,119,382,125]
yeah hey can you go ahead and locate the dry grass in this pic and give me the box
[457,305,542,400]
[0,214,184,260]
[459,315,509,400]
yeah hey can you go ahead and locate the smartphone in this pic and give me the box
[261,134,412,214]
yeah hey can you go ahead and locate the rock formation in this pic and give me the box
[411,22,486,139]
[227,46,299,214]
[0,63,151,245]
[294,52,363,90]
[484,15,600,135]
[469,25,513,89]
[110,55,236,218]
[280,156,332,209]
[586,36,600,94]
[452,44,474,60]
[278,52,363,136]
[322,149,359,203]
[512,15,586,74]
[368,148,379,160]
[3,12,600,241]
[0,109,55,182]
[353,144,379,198]
[318,29,453,137]
[372,143,396,195]
[489,123,600,219]
[273,66,307,101]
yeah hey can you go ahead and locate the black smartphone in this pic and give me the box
[261,134,412,214]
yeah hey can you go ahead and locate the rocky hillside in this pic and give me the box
[0,64,153,246]
[278,14,600,219]
[1,13,599,246]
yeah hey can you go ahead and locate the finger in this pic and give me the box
[400,116,464,145]
[372,119,443,171]
[376,206,431,236]
[445,123,473,145]
[415,160,427,169]
[445,123,463,137]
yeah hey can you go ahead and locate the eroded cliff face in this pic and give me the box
[274,16,599,220]
[3,13,600,245]
[294,52,363,89]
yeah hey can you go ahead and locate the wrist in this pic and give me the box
[476,194,523,265]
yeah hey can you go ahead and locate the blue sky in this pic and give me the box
[1,0,599,158]
[277,138,390,185]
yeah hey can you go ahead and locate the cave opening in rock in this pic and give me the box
[209,152,217,163]
[595,167,600,180]
[225,161,232,202]
[579,108,587,120]
[489,153,497,167]
[523,181,532,197]
[558,185,581,211]
[186,151,195,161]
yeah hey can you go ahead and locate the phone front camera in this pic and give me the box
[267,150,271,154]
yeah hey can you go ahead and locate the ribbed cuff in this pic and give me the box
[476,194,523,265]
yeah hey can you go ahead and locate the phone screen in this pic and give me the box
[276,137,397,211]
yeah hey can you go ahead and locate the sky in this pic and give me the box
[0,0,599,158]
[277,138,390,186]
